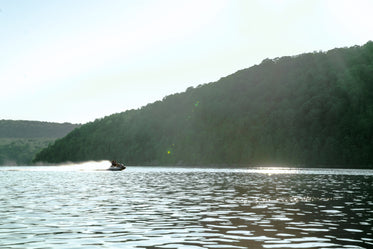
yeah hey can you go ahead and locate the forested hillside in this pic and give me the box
[0,120,79,138]
[0,120,79,165]
[34,42,373,168]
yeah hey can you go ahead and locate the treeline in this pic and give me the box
[34,42,373,168]
[0,138,54,165]
[0,120,80,138]
[0,120,79,165]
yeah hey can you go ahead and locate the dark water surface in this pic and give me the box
[0,166,372,249]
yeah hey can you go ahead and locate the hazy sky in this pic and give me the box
[1,0,372,124]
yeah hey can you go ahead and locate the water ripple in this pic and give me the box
[0,167,372,248]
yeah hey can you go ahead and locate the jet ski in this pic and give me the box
[108,161,126,171]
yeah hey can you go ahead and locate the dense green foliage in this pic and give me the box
[0,120,79,138]
[34,42,373,168]
[0,120,79,165]
[0,138,54,165]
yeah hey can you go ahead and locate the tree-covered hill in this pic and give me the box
[0,120,79,138]
[0,120,80,165]
[34,42,373,168]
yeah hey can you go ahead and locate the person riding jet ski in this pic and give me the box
[109,160,126,170]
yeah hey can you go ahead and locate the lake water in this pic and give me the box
[0,165,372,249]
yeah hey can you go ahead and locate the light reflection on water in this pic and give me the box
[0,167,372,249]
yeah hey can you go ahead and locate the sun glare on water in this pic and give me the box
[248,166,301,175]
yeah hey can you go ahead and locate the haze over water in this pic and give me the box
[0,166,372,248]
